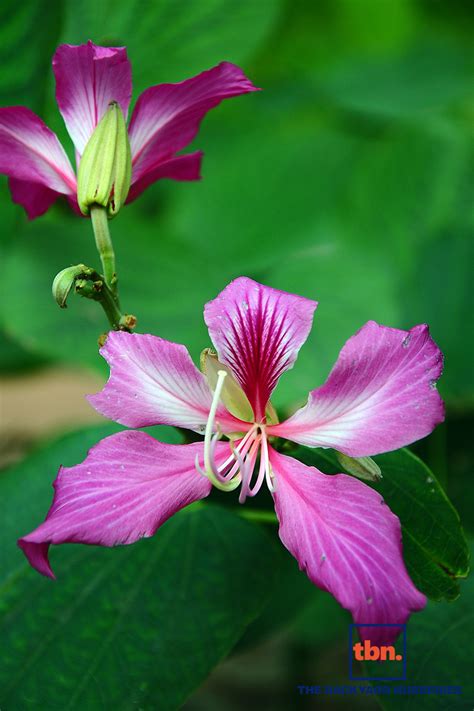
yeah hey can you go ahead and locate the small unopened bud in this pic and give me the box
[52,264,88,308]
[77,101,131,217]
[335,452,382,482]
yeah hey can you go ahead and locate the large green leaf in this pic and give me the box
[0,424,279,710]
[402,228,474,408]
[318,42,474,118]
[378,542,474,709]
[292,446,469,601]
[169,104,470,405]
[264,245,400,413]
[235,543,317,653]
[0,0,61,108]
[256,1,473,119]
[60,0,281,88]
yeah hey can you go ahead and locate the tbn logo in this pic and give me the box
[349,624,407,681]
[353,640,403,662]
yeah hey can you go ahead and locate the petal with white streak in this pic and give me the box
[88,331,243,433]
[0,106,76,213]
[53,41,132,156]
[271,322,444,456]
[128,62,257,190]
[18,432,222,578]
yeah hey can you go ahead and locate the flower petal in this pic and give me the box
[0,106,77,212]
[270,447,426,644]
[18,432,218,578]
[53,41,132,156]
[270,322,444,456]
[88,331,243,433]
[126,151,202,203]
[204,277,317,421]
[8,178,62,219]
[128,62,257,189]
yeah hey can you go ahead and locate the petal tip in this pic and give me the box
[18,538,56,579]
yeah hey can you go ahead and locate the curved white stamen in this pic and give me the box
[218,424,258,472]
[223,435,255,483]
[238,437,260,504]
[196,370,241,492]
[248,428,269,498]
[265,438,275,493]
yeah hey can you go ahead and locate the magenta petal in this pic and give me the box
[18,432,219,578]
[204,277,317,421]
[9,178,61,219]
[126,151,203,202]
[0,107,76,215]
[88,331,242,433]
[270,447,426,644]
[128,62,258,189]
[271,322,444,456]
[53,41,132,156]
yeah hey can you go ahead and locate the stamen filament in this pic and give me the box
[248,429,269,497]
[238,437,260,504]
[218,424,258,471]
[196,370,241,491]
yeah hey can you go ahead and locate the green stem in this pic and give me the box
[237,509,278,525]
[74,273,135,333]
[99,283,124,329]
[90,205,118,301]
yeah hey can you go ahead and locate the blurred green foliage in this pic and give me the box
[1,0,473,708]
[1,0,472,410]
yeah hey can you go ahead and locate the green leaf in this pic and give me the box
[377,541,474,709]
[0,0,61,109]
[292,446,470,601]
[0,328,48,372]
[235,543,317,652]
[2,210,225,370]
[402,227,474,408]
[61,0,282,88]
[318,42,474,118]
[263,244,400,413]
[0,424,279,710]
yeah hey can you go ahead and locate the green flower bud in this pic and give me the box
[52,264,89,308]
[335,452,382,482]
[77,101,131,218]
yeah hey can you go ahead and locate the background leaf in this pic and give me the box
[292,446,470,601]
[61,0,282,88]
[377,541,474,709]
[0,424,279,710]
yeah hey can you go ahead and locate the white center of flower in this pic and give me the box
[195,370,274,501]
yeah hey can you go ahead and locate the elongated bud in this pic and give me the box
[335,452,382,482]
[52,264,88,308]
[77,101,131,218]
[200,348,253,422]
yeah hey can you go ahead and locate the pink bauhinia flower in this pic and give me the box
[19,277,444,643]
[0,41,257,219]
